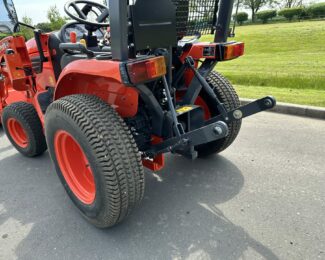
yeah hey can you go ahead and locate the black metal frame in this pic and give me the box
[214,0,235,42]
[107,0,235,60]
[105,0,276,159]
[145,96,276,157]
[108,0,129,60]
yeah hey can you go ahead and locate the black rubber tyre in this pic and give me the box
[45,95,145,228]
[2,102,47,157]
[195,71,242,157]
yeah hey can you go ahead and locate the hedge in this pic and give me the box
[0,33,24,40]
[307,2,325,18]
[0,33,9,40]
[278,7,305,21]
[233,12,249,25]
[256,10,277,23]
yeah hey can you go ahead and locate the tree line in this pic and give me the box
[19,5,67,40]
[235,1,325,24]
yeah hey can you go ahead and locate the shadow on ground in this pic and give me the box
[0,127,279,259]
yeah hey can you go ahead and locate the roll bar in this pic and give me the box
[215,0,235,42]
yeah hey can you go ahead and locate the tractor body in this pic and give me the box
[0,0,276,228]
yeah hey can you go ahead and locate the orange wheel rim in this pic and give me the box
[54,130,96,205]
[7,118,29,148]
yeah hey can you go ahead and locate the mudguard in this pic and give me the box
[54,59,139,118]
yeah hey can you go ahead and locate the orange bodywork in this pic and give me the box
[26,35,57,90]
[142,136,165,172]
[55,59,139,118]
[0,36,34,121]
[1,35,140,119]
[0,34,157,170]
[0,36,34,92]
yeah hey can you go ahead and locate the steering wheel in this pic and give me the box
[64,0,110,28]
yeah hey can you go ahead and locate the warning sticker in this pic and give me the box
[176,106,194,114]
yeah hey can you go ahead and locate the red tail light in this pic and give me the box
[126,56,166,84]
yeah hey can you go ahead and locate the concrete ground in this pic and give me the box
[0,112,324,260]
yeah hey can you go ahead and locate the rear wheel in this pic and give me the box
[45,95,145,228]
[2,102,47,157]
[195,71,242,157]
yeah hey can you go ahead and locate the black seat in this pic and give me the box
[48,33,65,80]
[60,53,88,69]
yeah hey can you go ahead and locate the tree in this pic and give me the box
[241,0,276,22]
[36,22,52,33]
[47,5,67,31]
[20,16,34,40]
[278,7,305,21]
[233,12,249,25]
[282,0,303,8]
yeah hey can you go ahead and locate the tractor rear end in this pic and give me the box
[0,0,276,228]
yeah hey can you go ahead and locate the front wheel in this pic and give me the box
[2,102,47,157]
[45,95,145,228]
[195,71,242,157]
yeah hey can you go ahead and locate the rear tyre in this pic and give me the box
[195,71,242,157]
[2,102,47,157]
[45,95,145,228]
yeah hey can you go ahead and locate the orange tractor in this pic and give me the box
[0,0,276,228]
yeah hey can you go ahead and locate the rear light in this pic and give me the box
[223,42,245,61]
[126,56,166,84]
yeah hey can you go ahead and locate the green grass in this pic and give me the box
[201,21,325,107]
[236,85,325,107]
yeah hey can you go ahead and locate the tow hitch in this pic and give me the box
[146,96,276,159]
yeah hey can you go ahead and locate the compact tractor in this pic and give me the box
[0,0,276,228]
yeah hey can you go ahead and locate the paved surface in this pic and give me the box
[0,112,324,260]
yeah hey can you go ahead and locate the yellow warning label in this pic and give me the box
[176,106,194,114]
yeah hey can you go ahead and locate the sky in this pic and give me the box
[13,0,323,25]
[14,0,67,24]
[14,0,103,24]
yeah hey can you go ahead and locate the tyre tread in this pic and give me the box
[46,95,144,228]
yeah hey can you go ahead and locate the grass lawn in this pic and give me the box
[201,20,325,107]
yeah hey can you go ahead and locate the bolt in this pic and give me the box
[233,110,243,120]
[264,99,273,107]
[214,126,223,135]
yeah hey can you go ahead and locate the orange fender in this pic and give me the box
[54,59,139,118]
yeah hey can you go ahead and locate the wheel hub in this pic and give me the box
[54,130,96,205]
[6,118,29,148]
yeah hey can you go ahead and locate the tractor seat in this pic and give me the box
[59,42,112,70]
[60,53,88,69]
[48,33,65,80]
[60,51,113,70]
[49,32,112,75]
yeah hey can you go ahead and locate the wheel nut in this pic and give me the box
[214,126,223,135]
